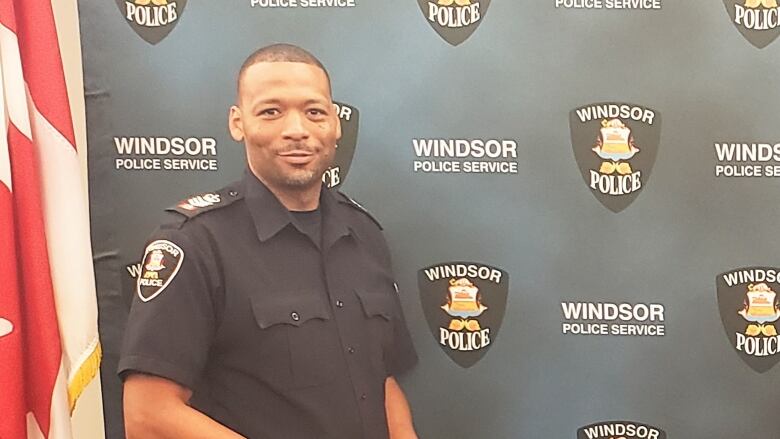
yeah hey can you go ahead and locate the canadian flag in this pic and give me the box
[0,1,102,438]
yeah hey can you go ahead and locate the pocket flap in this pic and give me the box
[251,294,330,329]
[355,289,394,321]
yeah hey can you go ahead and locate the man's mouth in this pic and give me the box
[278,149,315,165]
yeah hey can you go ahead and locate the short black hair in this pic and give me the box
[237,43,331,95]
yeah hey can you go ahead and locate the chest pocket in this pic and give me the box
[355,289,396,375]
[251,294,340,389]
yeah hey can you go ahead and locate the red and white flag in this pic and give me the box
[0,1,102,438]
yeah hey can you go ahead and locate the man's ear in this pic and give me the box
[228,105,244,142]
[333,103,342,141]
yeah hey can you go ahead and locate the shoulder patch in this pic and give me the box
[166,186,243,223]
[137,240,184,302]
[336,191,383,230]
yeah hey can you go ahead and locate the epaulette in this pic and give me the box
[336,190,383,230]
[165,185,243,223]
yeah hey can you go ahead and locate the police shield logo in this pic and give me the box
[570,102,661,213]
[723,0,780,48]
[717,267,780,373]
[417,0,491,46]
[324,102,360,189]
[577,421,667,439]
[418,262,508,368]
[115,0,187,45]
[137,240,184,302]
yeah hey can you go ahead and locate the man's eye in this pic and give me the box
[259,109,280,116]
[307,108,327,116]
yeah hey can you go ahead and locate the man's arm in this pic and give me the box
[385,376,418,439]
[124,374,245,439]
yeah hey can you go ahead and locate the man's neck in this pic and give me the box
[274,186,321,212]
[252,172,322,212]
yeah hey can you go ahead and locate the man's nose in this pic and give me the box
[281,111,310,140]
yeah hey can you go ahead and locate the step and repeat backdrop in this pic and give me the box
[79,1,780,438]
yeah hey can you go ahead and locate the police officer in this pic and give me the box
[119,44,419,439]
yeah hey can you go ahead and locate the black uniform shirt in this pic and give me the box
[119,172,418,439]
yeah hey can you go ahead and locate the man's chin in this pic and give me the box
[281,171,321,189]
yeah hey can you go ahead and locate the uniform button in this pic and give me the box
[335,300,344,308]
[360,394,367,400]
[229,190,238,197]
[347,347,356,354]
[291,312,300,321]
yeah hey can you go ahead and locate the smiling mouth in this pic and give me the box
[278,150,315,165]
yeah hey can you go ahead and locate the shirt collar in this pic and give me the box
[242,170,351,247]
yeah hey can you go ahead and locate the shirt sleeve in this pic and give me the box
[385,289,418,377]
[118,222,220,389]
[376,231,418,377]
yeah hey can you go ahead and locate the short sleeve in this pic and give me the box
[118,223,220,389]
[366,229,418,377]
[385,286,418,377]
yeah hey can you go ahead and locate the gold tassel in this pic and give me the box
[67,342,103,413]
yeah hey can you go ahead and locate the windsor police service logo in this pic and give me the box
[570,102,661,213]
[577,421,667,439]
[724,0,780,48]
[116,0,187,45]
[326,102,359,189]
[418,0,491,46]
[418,262,508,368]
[137,240,184,302]
[717,267,780,373]
[177,193,221,211]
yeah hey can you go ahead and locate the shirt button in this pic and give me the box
[335,300,344,308]
[347,347,356,354]
[291,312,300,321]
[360,394,367,400]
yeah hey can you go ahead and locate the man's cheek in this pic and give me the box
[313,121,332,131]
[246,133,272,148]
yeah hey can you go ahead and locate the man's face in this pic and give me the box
[229,62,341,192]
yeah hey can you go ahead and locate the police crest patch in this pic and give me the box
[570,102,662,213]
[325,102,360,189]
[717,267,780,373]
[137,240,184,302]
[723,0,780,49]
[418,261,509,368]
[577,420,667,439]
[115,0,187,45]
[417,0,491,46]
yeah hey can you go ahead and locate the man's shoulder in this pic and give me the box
[333,189,384,231]
[160,181,245,230]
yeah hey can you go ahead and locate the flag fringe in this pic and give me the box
[67,340,101,413]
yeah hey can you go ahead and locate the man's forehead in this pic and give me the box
[238,61,331,100]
